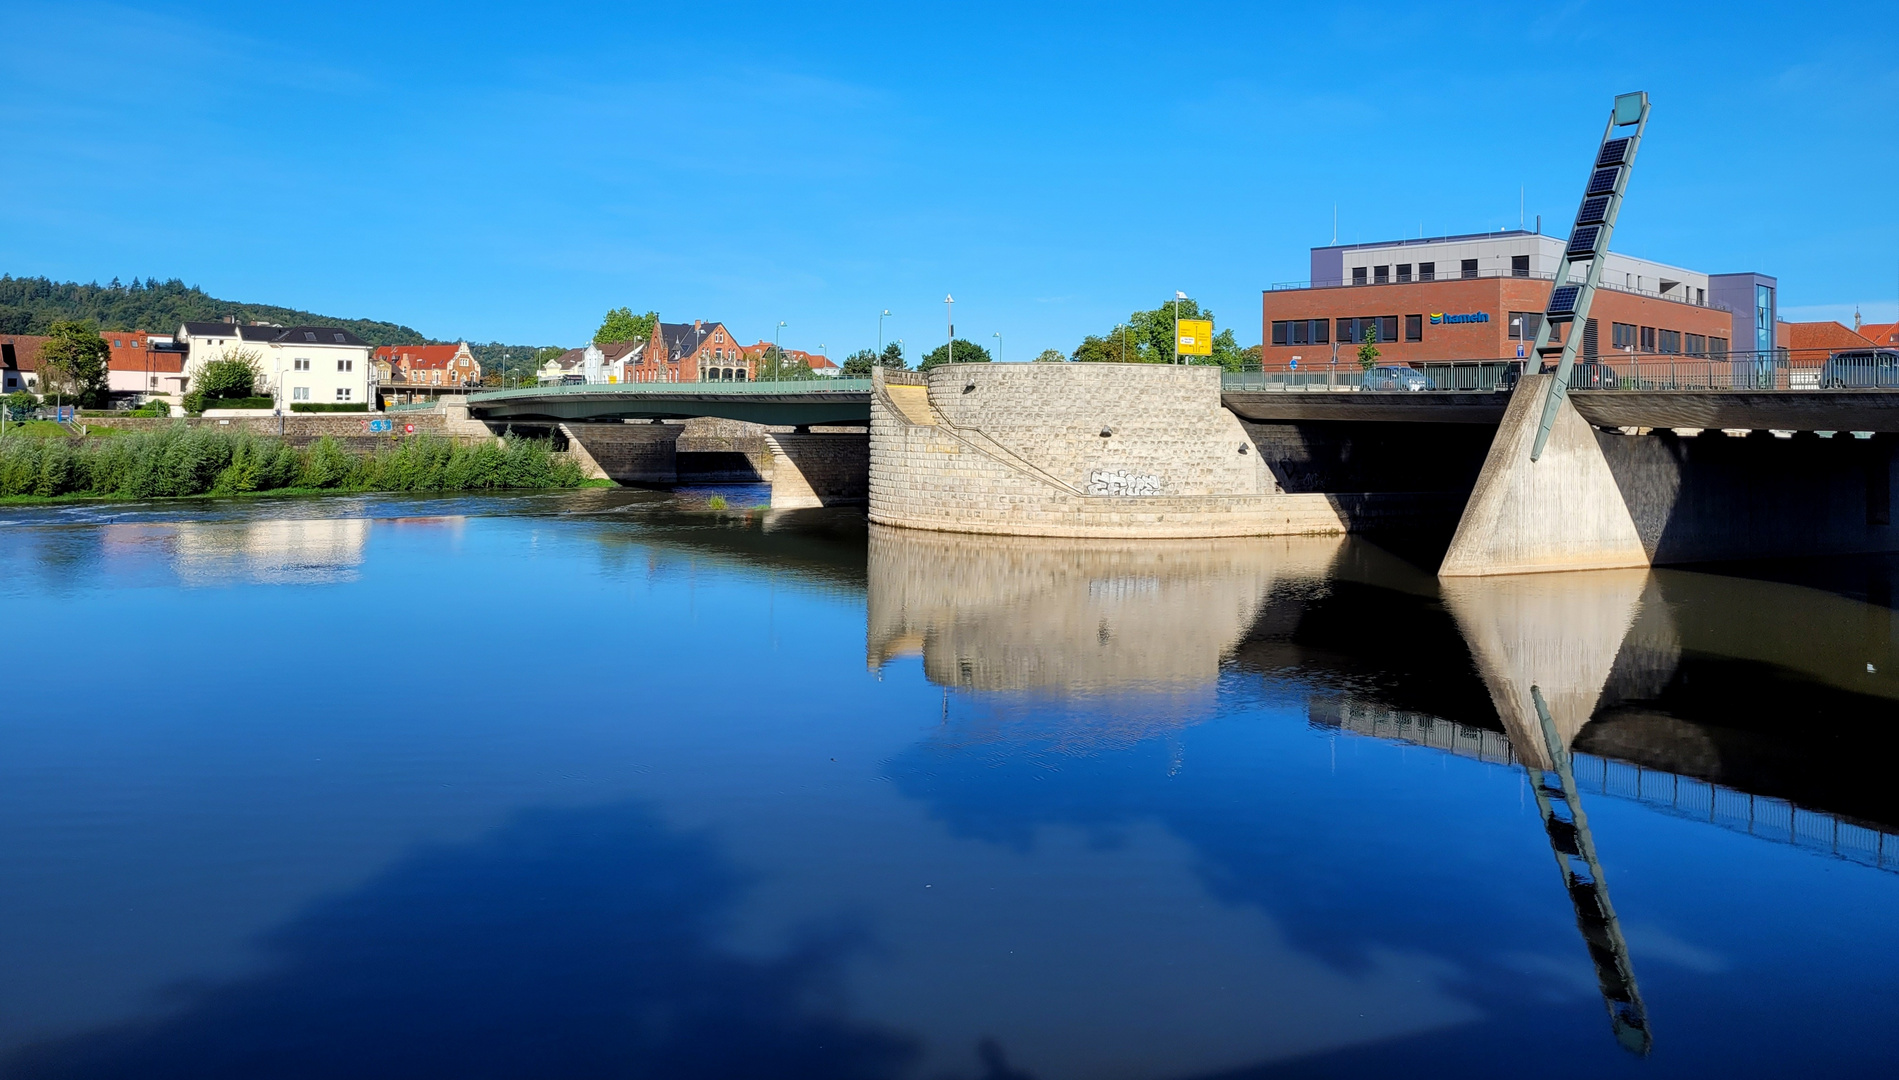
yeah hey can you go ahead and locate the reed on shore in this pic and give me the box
[0,425,585,500]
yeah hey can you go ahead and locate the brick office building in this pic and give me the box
[1261,230,1766,371]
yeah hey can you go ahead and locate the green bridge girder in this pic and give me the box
[465,379,874,426]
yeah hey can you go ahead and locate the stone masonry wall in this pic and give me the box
[869,364,1444,539]
[767,432,870,508]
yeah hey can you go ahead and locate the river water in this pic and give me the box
[2,489,1896,1079]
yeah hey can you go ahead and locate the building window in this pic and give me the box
[1379,315,1398,342]
[293,387,310,400]
[1373,266,1389,285]
[1511,255,1530,278]
[1351,267,1367,286]
[1405,314,1423,341]
[1612,322,1637,350]
[337,359,353,372]
[1460,259,1478,280]
[1685,333,1707,355]
[1657,329,1681,354]
[1272,320,1328,346]
[1640,326,1656,352]
[1419,262,1435,282]
[1696,287,1705,305]
[1396,264,1412,283]
[1710,336,1729,357]
[335,388,352,402]
[294,358,310,371]
[1508,312,1544,340]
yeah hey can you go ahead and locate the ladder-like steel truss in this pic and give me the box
[1529,92,1652,461]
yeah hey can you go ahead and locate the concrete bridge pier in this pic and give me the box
[1440,375,1649,576]
[1441,374,1899,576]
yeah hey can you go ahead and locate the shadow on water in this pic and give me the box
[2,801,926,1080]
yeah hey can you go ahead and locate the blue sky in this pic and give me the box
[2,1,1896,356]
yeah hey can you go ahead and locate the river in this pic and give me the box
[2,488,1896,1078]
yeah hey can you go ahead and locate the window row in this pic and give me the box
[1272,315,1420,346]
[1610,322,1729,356]
[1349,259,1486,286]
[289,388,356,401]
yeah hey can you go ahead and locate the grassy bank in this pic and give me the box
[0,425,585,500]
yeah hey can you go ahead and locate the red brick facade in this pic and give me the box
[1260,279,1735,369]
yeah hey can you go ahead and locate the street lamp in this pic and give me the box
[879,309,891,357]
[944,294,954,365]
[992,331,1002,364]
[774,320,787,381]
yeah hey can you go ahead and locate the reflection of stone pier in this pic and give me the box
[867,526,1344,693]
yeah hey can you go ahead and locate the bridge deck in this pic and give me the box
[466,379,873,426]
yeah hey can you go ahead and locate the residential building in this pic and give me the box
[538,340,644,384]
[372,343,484,399]
[178,320,374,409]
[1,334,46,394]
[103,328,189,404]
[1855,321,1899,348]
[741,342,834,377]
[641,321,743,382]
[1262,230,1759,369]
[1783,321,1880,364]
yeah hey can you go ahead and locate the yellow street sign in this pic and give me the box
[1176,319,1213,356]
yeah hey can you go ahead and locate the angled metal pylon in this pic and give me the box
[1529,92,1651,461]
[1525,686,1653,1054]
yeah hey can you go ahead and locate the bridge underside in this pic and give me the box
[1225,389,1899,434]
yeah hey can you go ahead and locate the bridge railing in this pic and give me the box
[468,376,875,403]
[1226,350,1896,394]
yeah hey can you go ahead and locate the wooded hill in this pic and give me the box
[0,275,428,346]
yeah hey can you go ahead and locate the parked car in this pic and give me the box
[1821,349,1899,389]
[1359,365,1433,392]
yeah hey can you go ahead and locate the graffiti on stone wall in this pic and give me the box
[1089,469,1161,496]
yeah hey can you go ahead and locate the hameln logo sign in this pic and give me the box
[1429,312,1490,326]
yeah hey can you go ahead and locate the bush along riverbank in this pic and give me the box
[0,426,585,500]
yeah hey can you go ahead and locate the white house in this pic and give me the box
[178,321,375,408]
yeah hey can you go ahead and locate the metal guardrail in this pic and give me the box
[1311,699,1899,874]
[1225,351,1899,394]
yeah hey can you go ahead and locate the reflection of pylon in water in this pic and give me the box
[1526,686,1652,1056]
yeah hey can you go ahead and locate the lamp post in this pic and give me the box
[775,321,787,381]
[1173,290,1187,364]
[879,309,891,357]
[992,331,1002,364]
[944,294,954,365]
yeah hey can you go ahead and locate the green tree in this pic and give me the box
[754,345,815,381]
[878,342,907,369]
[840,349,878,376]
[918,339,993,371]
[194,349,265,400]
[595,307,657,344]
[1071,329,1147,363]
[38,320,112,407]
[1357,325,1381,369]
[1032,348,1066,363]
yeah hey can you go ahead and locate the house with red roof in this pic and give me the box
[2,334,46,395]
[372,342,483,401]
[741,341,836,377]
[1856,321,1899,348]
[102,328,189,403]
[1783,320,1880,364]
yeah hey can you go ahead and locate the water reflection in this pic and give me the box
[171,517,374,586]
[866,525,1344,690]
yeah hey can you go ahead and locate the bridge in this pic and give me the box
[465,378,874,428]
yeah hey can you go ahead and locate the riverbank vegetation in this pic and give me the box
[0,426,584,500]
